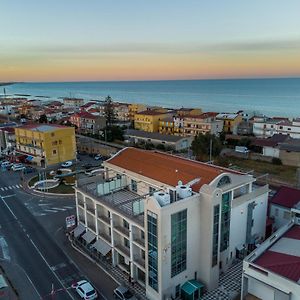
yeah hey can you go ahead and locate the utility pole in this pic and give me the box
[209,137,213,163]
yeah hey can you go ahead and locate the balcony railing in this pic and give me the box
[114,225,130,237]
[115,244,130,258]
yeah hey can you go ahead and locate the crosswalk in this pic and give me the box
[24,202,75,217]
[0,184,23,191]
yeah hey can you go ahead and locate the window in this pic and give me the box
[51,132,55,137]
[147,211,158,291]
[149,186,156,196]
[175,285,180,298]
[52,149,57,155]
[171,209,187,277]
[274,208,279,217]
[212,205,220,266]
[52,141,58,145]
[217,176,231,188]
[124,238,130,248]
[131,179,137,192]
[123,219,129,230]
[220,192,231,252]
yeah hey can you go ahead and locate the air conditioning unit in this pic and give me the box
[176,185,192,199]
[154,191,170,207]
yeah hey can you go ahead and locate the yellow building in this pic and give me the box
[15,124,76,166]
[128,103,147,121]
[216,113,243,134]
[159,116,175,134]
[134,110,171,132]
[176,108,202,116]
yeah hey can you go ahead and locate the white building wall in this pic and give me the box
[263,146,280,158]
[269,204,291,230]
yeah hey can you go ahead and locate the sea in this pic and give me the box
[1,78,300,118]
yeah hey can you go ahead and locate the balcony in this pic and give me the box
[98,214,111,226]
[114,225,130,237]
[133,237,145,249]
[134,257,145,270]
[115,244,130,258]
[98,232,111,245]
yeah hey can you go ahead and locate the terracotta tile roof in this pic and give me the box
[283,226,300,240]
[136,110,168,116]
[107,148,237,191]
[270,186,300,208]
[253,134,289,147]
[255,250,300,282]
[71,111,96,119]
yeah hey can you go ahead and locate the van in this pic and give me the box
[1,161,12,169]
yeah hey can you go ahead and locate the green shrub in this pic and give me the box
[272,157,282,165]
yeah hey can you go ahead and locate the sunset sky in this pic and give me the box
[1,0,300,82]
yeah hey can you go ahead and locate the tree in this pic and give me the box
[39,114,48,123]
[105,126,124,142]
[104,95,116,126]
[191,133,223,160]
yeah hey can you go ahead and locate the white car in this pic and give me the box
[61,161,73,168]
[94,154,102,161]
[113,286,137,300]
[1,161,12,169]
[73,280,98,300]
[12,163,25,171]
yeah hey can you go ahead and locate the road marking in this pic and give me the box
[1,196,75,300]
[8,186,12,190]
[4,187,8,191]
[50,262,67,271]
[38,203,50,206]
[2,194,16,199]
[44,209,59,213]
[63,206,75,209]
[17,184,22,188]
[52,207,67,211]
[0,188,4,191]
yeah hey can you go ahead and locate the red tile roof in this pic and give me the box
[107,148,239,191]
[283,226,300,240]
[71,111,96,119]
[255,250,300,282]
[270,186,300,208]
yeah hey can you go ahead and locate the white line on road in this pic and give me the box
[52,207,67,211]
[2,194,16,199]
[4,187,8,191]
[0,188,4,191]
[63,206,75,209]
[1,196,75,300]
[8,186,12,190]
[43,209,59,213]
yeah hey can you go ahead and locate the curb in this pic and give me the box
[68,236,121,286]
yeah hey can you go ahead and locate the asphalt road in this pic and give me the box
[0,171,102,300]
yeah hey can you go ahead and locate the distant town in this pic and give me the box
[0,94,300,300]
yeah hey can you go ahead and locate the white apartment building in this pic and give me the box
[253,117,300,139]
[74,148,268,300]
[183,113,223,137]
[241,209,300,300]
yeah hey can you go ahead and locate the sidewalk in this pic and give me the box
[54,229,146,300]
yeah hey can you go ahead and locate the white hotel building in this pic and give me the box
[74,148,269,300]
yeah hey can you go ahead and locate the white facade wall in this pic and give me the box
[269,204,292,230]
[263,146,280,158]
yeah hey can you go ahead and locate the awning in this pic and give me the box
[91,238,111,256]
[181,280,204,296]
[73,223,85,238]
[82,230,96,244]
[26,156,34,161]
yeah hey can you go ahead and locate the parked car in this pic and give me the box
[24,166,36,174]
[113,286,137,300]
[73,280,98,300]
[61,161,73,168]
[12,163,25,171]
[94,154,102,161]
[1,161,12,169]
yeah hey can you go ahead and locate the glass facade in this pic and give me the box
[212,204,220,266]
[220,192,231,252]
[147,211,158,291]
[171,209,187,277]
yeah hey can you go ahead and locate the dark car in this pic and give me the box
[24,166,36,174]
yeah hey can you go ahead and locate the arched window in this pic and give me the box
[217,175,231,187]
